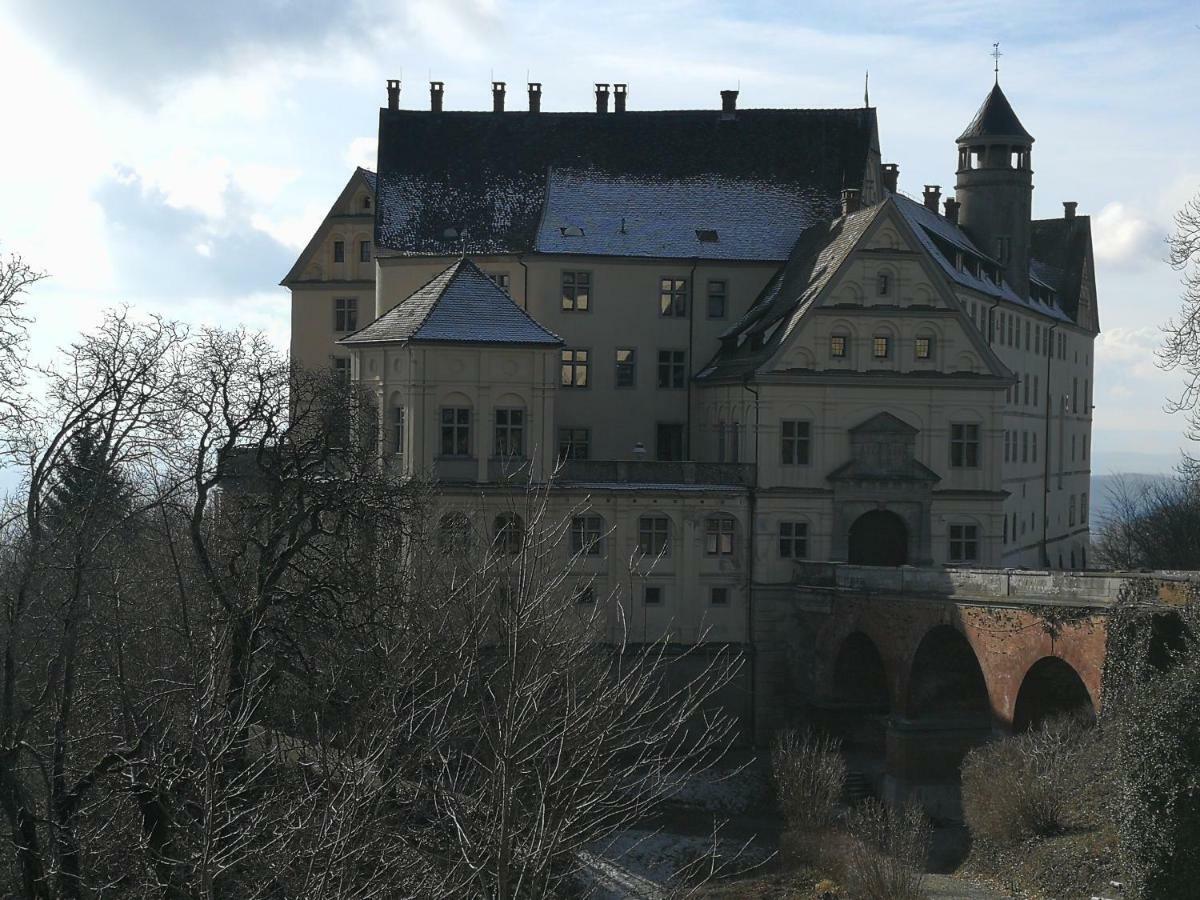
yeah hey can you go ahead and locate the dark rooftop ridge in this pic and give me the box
[957,82,1033,143]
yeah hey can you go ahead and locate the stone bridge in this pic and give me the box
[752,564,1193,816]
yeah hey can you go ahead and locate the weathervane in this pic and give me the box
[991,42,1002,82]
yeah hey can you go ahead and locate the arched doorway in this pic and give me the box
[848,510,908,566]
[1012,657,1094,733]
[907,625,990,720]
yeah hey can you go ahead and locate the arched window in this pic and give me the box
[437,512,473,552]
[493,514,525,555]
[391,404,406,455]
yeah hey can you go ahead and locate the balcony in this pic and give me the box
[558,460,755,487]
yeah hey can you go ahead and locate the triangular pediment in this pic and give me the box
[849,411,918,435]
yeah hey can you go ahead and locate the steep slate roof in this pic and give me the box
[532,168,829,261]
[957,83,1034,142]
[1030,216,1095,327]
[339,258,562,346]
[894,194,1074,323]
[374,107,878,258]
[697,203,885,380]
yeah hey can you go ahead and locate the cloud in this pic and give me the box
[94,167,295,300]
[345,137,378,172]
[1093,202,1161,268]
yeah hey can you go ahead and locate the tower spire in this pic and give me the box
[991,42,1002,83]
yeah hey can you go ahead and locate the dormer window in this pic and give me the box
[877,273,890,296]
[872,336,890,359]
[362,196,372,210]
[915,336,933,360]
[333,240,345,263]
[830,334,847,358]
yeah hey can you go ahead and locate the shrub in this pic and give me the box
[842,799,930,900]
[770,728,846,832]
[961,714,1090,847]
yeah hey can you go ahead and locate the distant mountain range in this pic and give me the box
[1090,472,1176,527]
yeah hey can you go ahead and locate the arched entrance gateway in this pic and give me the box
[848,510,908,566]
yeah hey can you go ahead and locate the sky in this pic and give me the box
[0,0,1197,475]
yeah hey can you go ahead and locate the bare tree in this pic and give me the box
[0,247,45,443]
[1160,190,1200,460]
[1093,473,1200,570]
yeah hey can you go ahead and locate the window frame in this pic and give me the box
[637,515,671,558]
[391,405,405,456]
[915,335,933,360]
[706,279,727,319]
[359,239,371,263]
[830,333,848,359]
[493,407,525,458]
[704,515,737,557]
[778,520,808,559]
[561,271,591,311]
[615,348,636,388]
[570,514,605,557]
[557,427,590,461]
[493,513,525,555]
[439,406,472,458]
[780,419,812,466]
[333,297,359,333]
[710,586,730,606]
[872,335,890,359]
[657,349,687,389]
[950,423,980,468]
[643,585,664,605]
[659,277,688,318]
[655,423,685,461]
[948,523,979,564]
[561,348,590,388]
[333,240,345,263]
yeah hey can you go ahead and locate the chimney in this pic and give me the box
[528,82,541,113]
[613,83,627,113]
[595,83,610,114]
[386,79,401,111]
[1063,201,1078,220]
[841,188,861,216]
[923,184,941,212]
[943,197,960,225]
[492,81,506,113]
[881,163,899,194]
[721,89,739,114]
[429,81,444,112]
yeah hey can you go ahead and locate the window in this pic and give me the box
[659,277,687,317]
[333,240,345,263]
[781,420,811,466]
[877,273,890,296]
[1069,496,1076,527]
[1024,376,1030,406]
[644,585,663,605]
[561,349,589,387]
[638,516,670,557]
[1007,316,1014,347]
[948,524,979,563]
[707,280,727,318]
[710,587,730,606]
[830,334,848,358]
[1033,433,1038,462]
[570,515,604,557]
[915,336,932,360]
[359,240,371,263]
[950,424,980,468]
[332,356,351,382]
[1081,493,1088,524]
[656,423,684,461]
[362,196,372,210]
[615,348,636,388]
[494,408,524,457]
[1022,431,1029,463]
[561,271,590,311]
[704,516,736,556]
[1003,430,1011,463]
[440,407,471,457]
[872,335,890,358]
[437,513,473,553]
[391,405,405,455]
[778,521,808,559]
[486,271,511,292]
[574,585,595,605]
[1083,435,1089,461]
[493,514,524,555]
[334,297,358,332]
[558,427,590,461]
[1033,374,1040,407]
[1025,321,1031,351]
[657,350,686,389]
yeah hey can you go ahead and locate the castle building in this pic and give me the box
[282,78,1098,652]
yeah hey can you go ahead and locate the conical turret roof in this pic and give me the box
[957,82,1033,143]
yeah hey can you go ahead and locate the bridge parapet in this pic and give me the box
[792,562,1200,608]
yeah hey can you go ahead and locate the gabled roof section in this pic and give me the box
[696,203,886,380]
[1031,215,1098,332]
[957,83,1033,143]
[849,411,918,435]
[339,258,562,347]
[374,107,878,257]
[281,167,376,285]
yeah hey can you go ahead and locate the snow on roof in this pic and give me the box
[339,258,562,347]
[533,168,830,261]
[894,194,1073,323]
